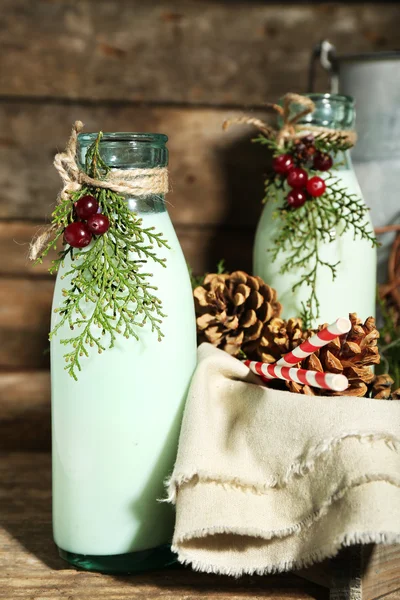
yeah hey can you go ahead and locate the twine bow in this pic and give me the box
[29,121,169,261]
[223,92,357,146]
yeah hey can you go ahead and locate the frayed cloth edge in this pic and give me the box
[171,531,400,578]
[172,473,400,546]
[164,430,400,504]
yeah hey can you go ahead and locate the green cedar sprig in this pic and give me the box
[254,134,379,329]
[254,131,352,160]
[36,132,169,380]
[313,132,353,155]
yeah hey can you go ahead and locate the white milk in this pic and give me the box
[51,209,197,556]
[254,165,377,326]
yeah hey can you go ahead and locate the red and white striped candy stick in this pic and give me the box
[244,360,348,392]
[276,317,351,367]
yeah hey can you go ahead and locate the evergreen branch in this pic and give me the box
[189,266,205,290]
[313,132,353,155]
[253,135,283,154]
[36,132,169,379]
[267,171,378,326]
[263,173,286,204]
[250,108,364,328]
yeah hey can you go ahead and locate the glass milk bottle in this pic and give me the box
[51,133,197,573]
[254,94,377,326]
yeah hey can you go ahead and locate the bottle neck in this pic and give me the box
[77,133,169,215]
[297,94,355,131]
[125,194,167,215]
[295,94,356,172]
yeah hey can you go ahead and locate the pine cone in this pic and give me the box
[287,313,380,397]
[246,317,307,363]
[194,271,282,357]
[393,388,400,400]
[370,374,394,399]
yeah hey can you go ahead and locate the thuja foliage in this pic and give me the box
[36,132,169,380]
[253,132,379,328]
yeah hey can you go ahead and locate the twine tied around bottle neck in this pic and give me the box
[223,92,357,146]
[29,121,169,261]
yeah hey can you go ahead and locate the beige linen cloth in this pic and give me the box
[166,343,400,576]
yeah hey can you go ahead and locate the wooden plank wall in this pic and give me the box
[1,1,399,450]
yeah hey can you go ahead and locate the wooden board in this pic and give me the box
[0,278,53,369]
[0,222,55,277]
[0,215,254,368]
[0,222,253,369]
[362,545,400,600]
[0,103,266,226]
[0,221,253,278]
[0,452,328,600]
[0,371,50,451]
[1,1,399,104]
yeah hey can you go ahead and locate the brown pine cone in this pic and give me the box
[194,271,282,357]
[370,374,394,399]
[287,313,380,397]
[246,317,307,363]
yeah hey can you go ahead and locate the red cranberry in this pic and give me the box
[287,167,308,189]
[306,176,327,197]
[313,152,333,172]
[87,213,110,235]
[75,195,99,220]
[287,189,307,208]
[64,222,92,248]
[272,154,294,175]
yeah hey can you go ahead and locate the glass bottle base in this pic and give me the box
[58,544,178,574]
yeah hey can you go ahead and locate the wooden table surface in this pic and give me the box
[0,453,331,600]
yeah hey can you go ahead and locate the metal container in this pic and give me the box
[309,41,400,279]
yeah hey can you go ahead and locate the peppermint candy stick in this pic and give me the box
[276,317,351,367]
[244,360,349,392]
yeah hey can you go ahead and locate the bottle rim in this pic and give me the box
[305,93,354,106]
[78,132,168,146]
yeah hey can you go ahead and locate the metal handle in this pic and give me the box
[308,40,339,94]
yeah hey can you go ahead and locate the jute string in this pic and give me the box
[223,92,357,146]
[29,120,169,261]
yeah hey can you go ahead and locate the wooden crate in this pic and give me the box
[299,545,400,600]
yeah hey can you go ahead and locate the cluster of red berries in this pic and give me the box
[64,195,110,248]
[272,136,333,209]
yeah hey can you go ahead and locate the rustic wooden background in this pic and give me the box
[1,1,400,452]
